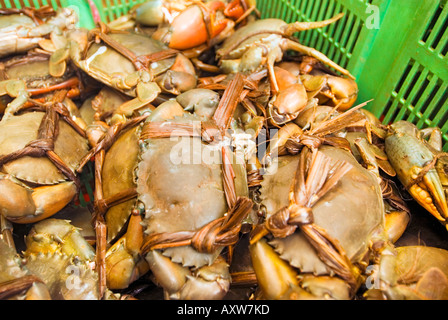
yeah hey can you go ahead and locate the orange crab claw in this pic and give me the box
[166,5,208,50]
[159,4,231,50]
[212,16,231,38]
[207,0,226,12]
[224,0,246,20]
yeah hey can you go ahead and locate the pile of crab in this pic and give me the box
[0,1,447,300]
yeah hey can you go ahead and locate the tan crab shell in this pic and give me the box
[0,112,89,185]
[81,33,175,97]
[24,252,99,300]
[217,19,287,60]
[102,125,141,242]
[138,113,228,268]
[1,54,75,88]
[260,145,385,275]
[0,238,28,283]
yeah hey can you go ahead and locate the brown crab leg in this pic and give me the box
[0,214,15,251]
[0,6,55,25]
[0,275,45,300]
[27,77,80,97]
[212,72,244,131]
[267,50,280,94]
[91,27,178,72]
[284,38,355,79]
[93,148,107,300]
[282,13,344,36]
[77,114,149,172]
[192,58,221,73]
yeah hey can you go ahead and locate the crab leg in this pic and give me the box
[91,25,179,72]
[0,275,46,300]
[410,169,448,223]
[0,80,29,117]
[282,13,344,36]
[0,214,15,250]
[212,72,244,131]
[105,211,150,290]
[283,38,354,79]
[27,77,80,97]
[0,6,56,24]
[93,148,107,299]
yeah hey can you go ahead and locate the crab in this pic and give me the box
[291,104,410,239]
[69,24,197,117]
[216,13,354,97]
[215,14,355,126]
[249,144,385,299]
[20,218,101,300]
[364,245,448,300]
[150,0,253,50]
[79,73,254,299]
[0,6,77,60]
[384,121,448,231]
[0,216,100,300]
[0,50,82,117]
[0,90,90,224]
[90,72,251,299]
[246,105,411,299]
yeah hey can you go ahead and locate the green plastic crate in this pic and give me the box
[1,0,447,152]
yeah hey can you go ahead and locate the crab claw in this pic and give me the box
[409,168,448,225]
[145,251,231,300]
[249,238,300,299]
[385,121,448,229]
[153,3,233,50]
[105,213,150,289]
[0,175,77,224]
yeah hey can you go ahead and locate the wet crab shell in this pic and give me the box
[0,8,77,59]
[102,125,141,242]
[216,18,287,60]
[0,111,89,185]
[76,33,176,97]
[0,53,75,89]
[24,252,99,300]
[138,113,230,268]
[0,15,42,58]
[0,238,28,283]
[260,145,385,275]
[0,238,52,300]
